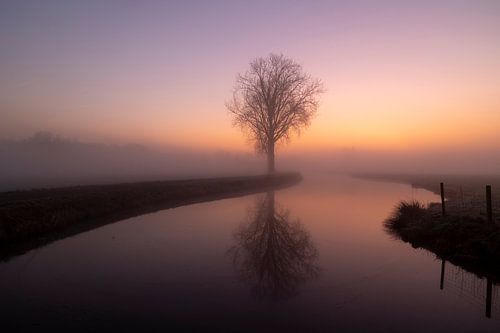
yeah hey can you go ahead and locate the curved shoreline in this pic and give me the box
[385,201,500,283]
[0,172,302,261]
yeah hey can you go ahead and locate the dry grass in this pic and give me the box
[385,200,500,282]
[0,173,302,261]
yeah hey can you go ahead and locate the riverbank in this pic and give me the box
[353,173,500,197]
[366,173,500,281]
[385,200,500,282]
[355,173,500,222]
[0,172,302,261]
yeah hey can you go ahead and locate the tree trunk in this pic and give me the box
[267,141,275,173]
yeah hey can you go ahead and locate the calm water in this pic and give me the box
[1,174,499,332]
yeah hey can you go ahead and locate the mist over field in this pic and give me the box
[0,132,263,191]
[2,132,499,191]
[2,1,500,330]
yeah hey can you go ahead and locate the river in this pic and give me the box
[1,174,498,332]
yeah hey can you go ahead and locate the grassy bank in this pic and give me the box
[0,172,302,261]
[355,172,500,222]
[385,201,500,282]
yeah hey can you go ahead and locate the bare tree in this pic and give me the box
[227,54,324,173]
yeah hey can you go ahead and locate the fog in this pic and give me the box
[292,147,500,176]
[0,132,264,191]
[1,132,499,191]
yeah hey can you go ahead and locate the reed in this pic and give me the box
[385,200,500,282]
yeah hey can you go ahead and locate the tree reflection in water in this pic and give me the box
[229,191,320,300]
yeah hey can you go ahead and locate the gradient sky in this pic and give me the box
[1,0,499,153]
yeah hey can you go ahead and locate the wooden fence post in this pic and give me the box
[440,182,446,217]
[486,185,492,223]
[440,259,445,290]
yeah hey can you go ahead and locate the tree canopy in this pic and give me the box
[227,54,324,172]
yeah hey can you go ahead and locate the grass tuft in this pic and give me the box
[385,200,500,282]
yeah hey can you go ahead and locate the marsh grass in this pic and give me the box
[385,200,500,282]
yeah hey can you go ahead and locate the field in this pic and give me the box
[363,173,500,282]
[355,173,500,221]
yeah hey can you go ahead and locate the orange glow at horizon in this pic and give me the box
[123,76,500,153]
[1,1,499,154]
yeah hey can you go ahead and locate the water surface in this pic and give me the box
[1,174,499,332]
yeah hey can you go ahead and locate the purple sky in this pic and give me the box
[1,0,499,152]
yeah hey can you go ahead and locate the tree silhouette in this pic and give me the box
[229,191,320,300]
[227,54,324,173]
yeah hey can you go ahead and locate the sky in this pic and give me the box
[1,0,500,154]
